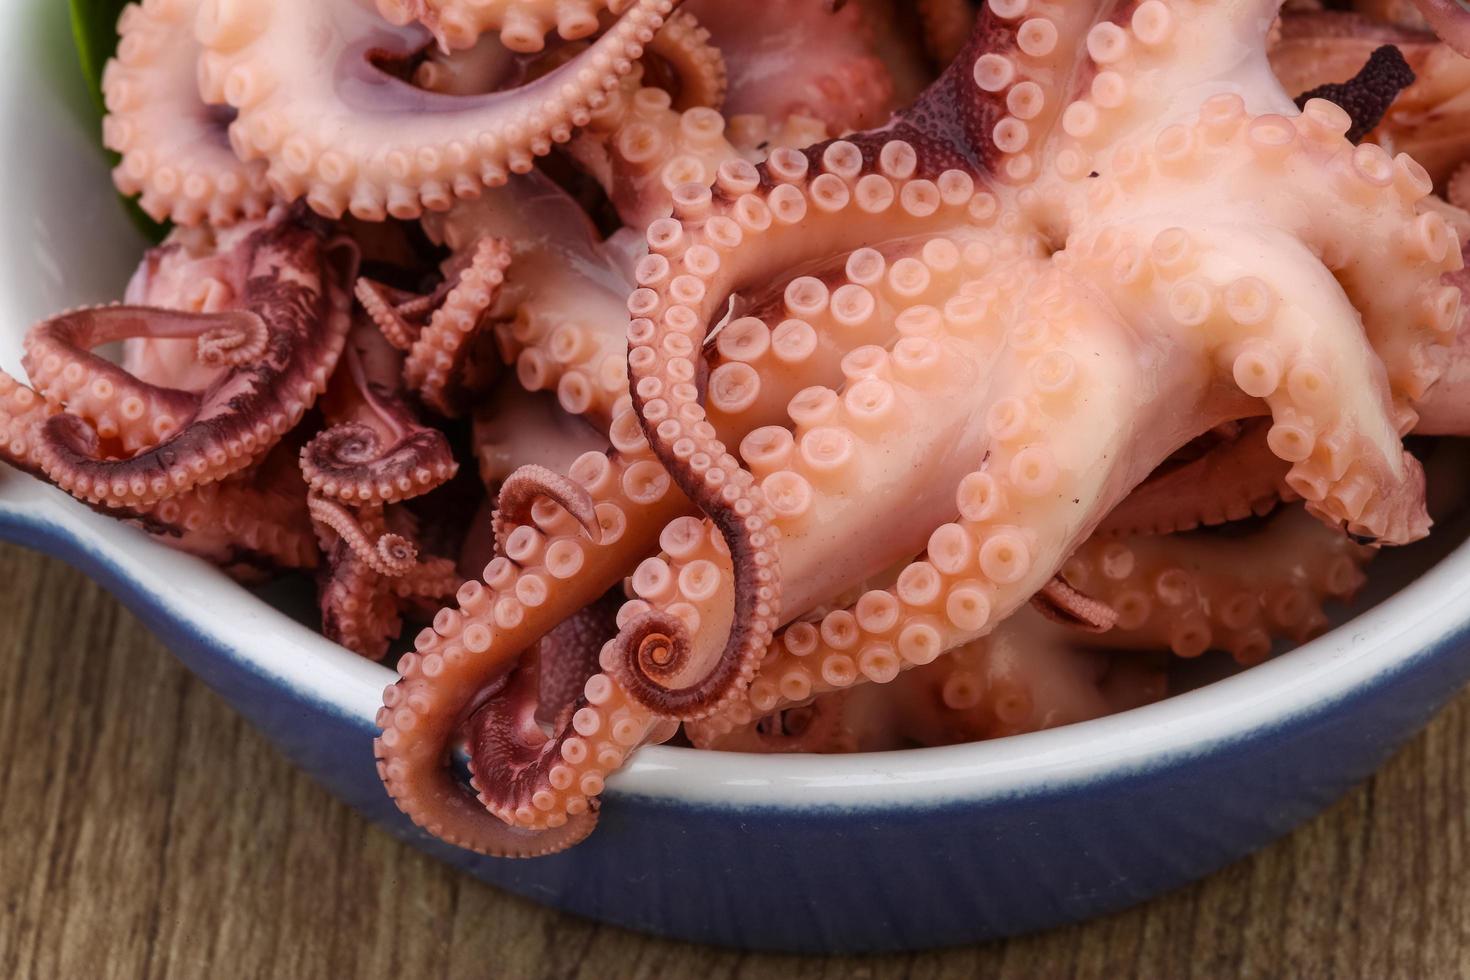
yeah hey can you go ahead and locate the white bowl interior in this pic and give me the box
[5,0,1470,810]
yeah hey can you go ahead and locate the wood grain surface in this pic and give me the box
[1,541,1467,980]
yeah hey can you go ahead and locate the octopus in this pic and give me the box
[1,0,1468,858]
[372,0,1470,857]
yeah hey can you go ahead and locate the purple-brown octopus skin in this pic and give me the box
[305,319,462,660]
[21,209,357,513]
[375,0,1466,856]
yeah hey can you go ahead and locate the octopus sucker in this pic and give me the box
[378,0,625,54]
[101,0,272,226]
[0,372,59,478]
[28,211,356,511]
[195,0,685,221]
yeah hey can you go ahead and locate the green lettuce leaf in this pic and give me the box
[69,0,169,241]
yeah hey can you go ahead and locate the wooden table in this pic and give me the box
[1,541,1467,980]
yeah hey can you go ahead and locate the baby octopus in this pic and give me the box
[7,0,1470,859]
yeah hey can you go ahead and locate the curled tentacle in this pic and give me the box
[301,327,459,506]
[197,0,685,220]
[1031,576,1118,633]
[356,279,428,351]
[493,463,603,549]
[644,9,728,110]
[103,0,272,225]
[313,499,460,659]
[28,212,355,510]
[375,430,694,848]
[309,495,419,577]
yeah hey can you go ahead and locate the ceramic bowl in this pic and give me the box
[6,0,1470,954]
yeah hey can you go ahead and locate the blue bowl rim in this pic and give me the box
[5,474,1470,815]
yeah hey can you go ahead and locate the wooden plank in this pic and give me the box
[0,542,1466,980]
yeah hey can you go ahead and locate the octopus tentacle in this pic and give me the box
[493,464,603,550]
[1063,507,1372,664]
[102,0,272,226]
[303,318,462,657]
[1101,420,1296,536]
[141,439,318,576]
[564,73,772,230]
[309,495,420,577]
[31,213,355,510]
[196,0,684,220]
[644,9,728,111]
[403,238,513,416]
[1273,12,1470,185]
[684,0,897,133]
[1408,0,1470,56]
[380,0,1465,852]
[461,652,601,855]
[355,279,427,352]
[23,307,250,451]
[314,501,460,658]
[375,419,692,847]
[424,174,641,423]
[301,326,458,506]
[1031,576,1118,633]
[0,373,58,477]
[377,0,623,53]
